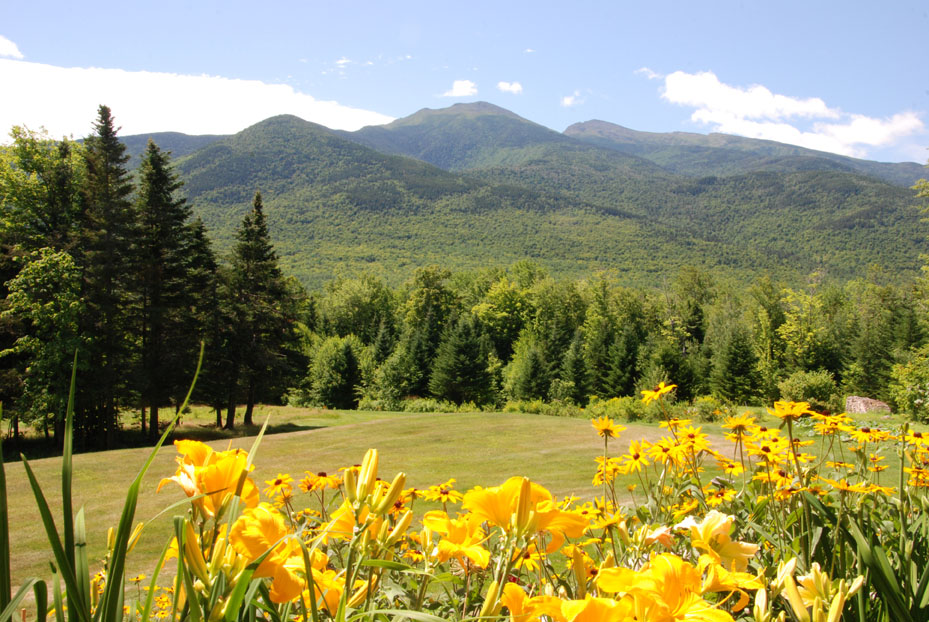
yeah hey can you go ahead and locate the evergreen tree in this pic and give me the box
[505,332,551,400]
[134,140,196,439]
[711,327,760,404]
[605,325,641,397]
[428,314,494,405]
[77,105,136,447]
[224,191,300,428]
[398,266,458,395]
[309,335,362,409]
[558,329,588,403]
[184,219,226,425]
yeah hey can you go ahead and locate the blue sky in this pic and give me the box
[1,0,927,163]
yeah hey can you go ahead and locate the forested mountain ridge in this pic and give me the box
[107,104,929,289]
[564,119,927,186]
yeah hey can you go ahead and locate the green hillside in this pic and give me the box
[564,119,927,186]
[162,111,927,289]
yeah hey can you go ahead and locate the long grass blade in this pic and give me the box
[138,536,176,622]
[62,351,77,571]
[98,345,203,622]
[52,570,64,622]
[0,578,44,622]
[74,508,90,613]
[20,457,90,622]
[847,519,914,622]
[0,405,10,611]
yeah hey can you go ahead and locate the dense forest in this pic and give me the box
[2,106,929,452]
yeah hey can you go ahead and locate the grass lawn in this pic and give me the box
[5,407,672,590]
[4,403,920,592]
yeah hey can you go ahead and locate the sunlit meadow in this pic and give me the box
[3,383,929,622]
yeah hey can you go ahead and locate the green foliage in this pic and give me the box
[889,344,929,422]
[711,327,760,404]
[778,368,839,412]
[77,105,138,446]
[173,113,928,291]
[0,249,83,429]
[306,335,363,409]
[504,332,551,400]
[428,314,495,405]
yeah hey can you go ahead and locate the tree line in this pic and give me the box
[0,106,304,448]
[296,263,928,418]
[2,108,928,451]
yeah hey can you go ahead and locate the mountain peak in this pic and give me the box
[387,101,525,127]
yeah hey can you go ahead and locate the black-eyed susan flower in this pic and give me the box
[641,381,676,404]
[591,416,626,439]
[423,478,464,504]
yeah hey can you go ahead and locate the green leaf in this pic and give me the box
[347,609,447,622]
[74,507,90,616]
[0,408,10,611]
[138,535,177,622]
[358,560,414,572]
[19,457,90,622]
[0,579,46,622]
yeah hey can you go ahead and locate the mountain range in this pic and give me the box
[119,102,929,289]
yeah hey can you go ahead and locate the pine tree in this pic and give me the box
[428,314,494,405]
[78,105,136,447]
[711,328,760,404]
[558,329,588,403]
[135,140,197,439]
[224,191,299,428]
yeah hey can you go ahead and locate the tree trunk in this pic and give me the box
[224,396,236,430]
[148,402,159,442]
[105,396,116,449]
[243,380,255,426]
[140,405,147,437]
[214,406,222,428]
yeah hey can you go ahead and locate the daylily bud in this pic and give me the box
[126,522,145,554]
[826,588,846,622]
[356,449,379,501]
[371,472,407,515]
[783,575,811,622]
[514,477,532,534]
[754,588,770,622]
[572,546,587,599]
[343,467,358,503]
[183,522,210,583]
[385,510,413,547]
[478,580,502,619]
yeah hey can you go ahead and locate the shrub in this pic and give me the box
[684,395,728,422]
[778,369,838,412]
[889,344,929,421]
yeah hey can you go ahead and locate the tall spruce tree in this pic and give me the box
[78,105,136,447]
[428,314,494,405]
[135,140,196,439]
[224,191,298,428]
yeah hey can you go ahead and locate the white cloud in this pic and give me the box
[524,48,535,53]
[0,59,394,138]
[0,36,23,59]
[658,70,924,157]
[442,79,477,97]
[634,67,662,80]
[497,81,523,95]
[561,90,582,107]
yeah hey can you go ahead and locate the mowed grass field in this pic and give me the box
[4,404,916,591]
[5,408,666,589]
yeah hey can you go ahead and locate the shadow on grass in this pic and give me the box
[2,421,323,462]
